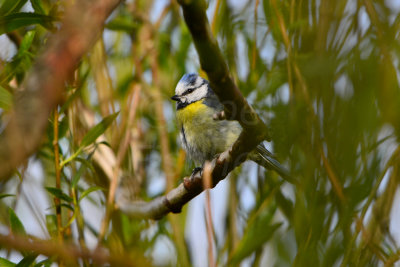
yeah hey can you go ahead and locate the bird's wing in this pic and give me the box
[253,144,295,183]
[203,94,224,112]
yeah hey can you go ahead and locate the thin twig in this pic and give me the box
[0,234,146,266]
[270,0,346,203]
[227,171,239,253]
[52,107,63,243]
[90,39,115,118]
[149,29,191,265]
[211,0,221,34]
[98,89,139,243]
[154,3,172,30]
[384,250,400,267]
[319,145,346,202]
[341,146,400,266]
[270,0,309,102]
[251,0,260,70]
[361,163,399,263]
[151,68,175,191]
[203,162,216,267]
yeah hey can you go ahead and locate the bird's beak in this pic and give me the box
[171,95,180,101]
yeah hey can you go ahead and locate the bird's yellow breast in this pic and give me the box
[176,100,210,124]
[175,99,242,164]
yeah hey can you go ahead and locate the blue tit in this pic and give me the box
[171,73,290,180]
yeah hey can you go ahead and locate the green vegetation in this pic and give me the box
[0,0,399,266]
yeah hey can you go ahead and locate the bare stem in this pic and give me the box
[52,108,63,242]
[251,0,260,70]
[98,91,138,243]
[211,0,221,34]
[204,162,216,267]
[0,233,145,266]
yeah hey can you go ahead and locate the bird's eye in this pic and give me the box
[187,88,194,93]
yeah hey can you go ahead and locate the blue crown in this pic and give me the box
[180,73,199,86]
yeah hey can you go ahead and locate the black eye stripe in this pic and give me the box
[180,80,207,96]
[182,88,196,95]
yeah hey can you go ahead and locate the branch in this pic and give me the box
[0,234,147,266]
[118,0,275,219]
[0,0,122,180]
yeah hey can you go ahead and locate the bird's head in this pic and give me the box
[171,73,211,109]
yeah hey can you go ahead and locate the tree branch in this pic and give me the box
[0,0,122,180]
[0,234,147,266]
[117,0,274,220]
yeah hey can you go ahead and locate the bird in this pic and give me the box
[171,73,291,180]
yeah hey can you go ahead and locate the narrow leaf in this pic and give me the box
[18,30,35,56]
[58,114,69,139]
[231,222,281,264]
[45,214,57,238]
[229,206,281,264]
[0,12,54,34]
[64,212,77,229]
[34,258,52,267]
[0,0,28,15]
[60,203,74,211]
[45,187,73,203]
[8,208,26,236]
[0,86,12,111]
[71,161,88,188]
[79,186,104,202]
[16,254,37,267]
[0,193,15,200]
[71,157,96,187]
[79,112,119,148]
[30,0,46,15]
[0,257,16,267]
[106,16,138,32]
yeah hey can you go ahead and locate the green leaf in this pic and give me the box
[262,0,272,23]
[8,208,26,236]
[45,214,57,238]
[80,112,119,148]
[0,12,54,34]
[58,114,69,139]
[30,0,46,15]
[0,86,12,111]
[71,160,89,188]
[16,254,37,267]
[105,16,138,32]
[0,257,16,267]
[229,206,281,264]
[79,186,103,202]
[60,203,74,211]
[60,112,119,168]
[34,258,52,267]
[45,187,73,203]
[0,193,15,199]
[0,0,28,15]
[64,211,76,229]
[18,30,35,56]
[59,84,84,114]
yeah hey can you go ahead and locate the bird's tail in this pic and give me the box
[251,145,295,184]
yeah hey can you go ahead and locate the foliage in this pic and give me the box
[0,0,399,266]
